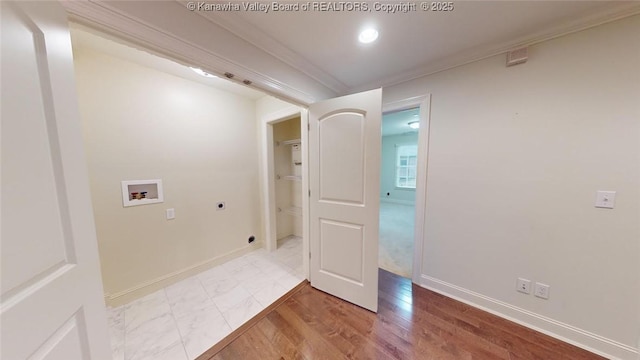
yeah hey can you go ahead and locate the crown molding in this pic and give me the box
[185,1,351,95]
[61,0,324,105]
[62,1,640,102]
[353,3,640,92]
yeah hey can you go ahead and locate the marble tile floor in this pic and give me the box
[107,236,304,360]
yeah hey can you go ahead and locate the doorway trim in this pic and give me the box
[259,105,310,279]
[382,95,431,284]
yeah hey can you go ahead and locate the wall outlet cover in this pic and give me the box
[516,278,531,294]
[534,282,550,299]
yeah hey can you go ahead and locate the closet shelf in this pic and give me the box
[278,175,302,181]
[279,206,302,217]
[279,139,301,146]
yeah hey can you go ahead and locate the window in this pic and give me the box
[396,144,417,189]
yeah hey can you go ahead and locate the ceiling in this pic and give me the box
[212,1,637,92]
[70,26,265,100]
[382,108,420,137]
[64,1,640,104]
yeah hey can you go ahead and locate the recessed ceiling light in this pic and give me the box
[190,67,217,78]
[408,121,420,129]
[358,28,378,44]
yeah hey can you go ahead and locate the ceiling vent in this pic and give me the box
[506,47,528,67]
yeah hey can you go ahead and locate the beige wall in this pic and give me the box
[385,15,639,358]
[256,96,298,117]
[74,49,263,300]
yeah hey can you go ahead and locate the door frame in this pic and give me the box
[382,95,431,284]
[258,106,310,279]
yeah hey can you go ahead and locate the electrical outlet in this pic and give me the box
[516,278,531,294]
[166,208,175,220]
[534,282,550,299]
[595,191,616,209]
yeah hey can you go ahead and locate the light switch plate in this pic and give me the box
[595,191,616,209]
[166,208,175,220]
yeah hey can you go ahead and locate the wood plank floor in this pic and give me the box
[198,269,606,360]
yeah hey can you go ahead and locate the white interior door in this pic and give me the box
[1,1,111,359]
[309,89,381,312]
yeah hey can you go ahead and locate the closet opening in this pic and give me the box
[272,117,303,263]
[262,111,309,280]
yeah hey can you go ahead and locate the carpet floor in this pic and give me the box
[378,201,414,278]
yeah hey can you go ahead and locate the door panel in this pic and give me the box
[1,1,111,359]
[319,219,364,283]
[309,89,381,312]
[318,112,365,204]
[28,312,87,360]
[2,0,73,298]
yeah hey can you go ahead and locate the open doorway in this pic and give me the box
[260,107,310,280]
[379,107,420,278]
[270,116,305,268]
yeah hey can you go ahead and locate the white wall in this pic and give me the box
[256,96,299,118]
[384,15,640,359]
[380,133,418,204]
[74,48,263,303]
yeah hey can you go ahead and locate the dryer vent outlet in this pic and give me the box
[248,236,255,244]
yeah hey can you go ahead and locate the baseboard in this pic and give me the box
[380,198,415,206]
[103,241,264,307]
[418,274,639,360]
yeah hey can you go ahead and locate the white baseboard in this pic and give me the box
[104,241,264,306]
[418,274,639,360]
[380,198,415,206]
